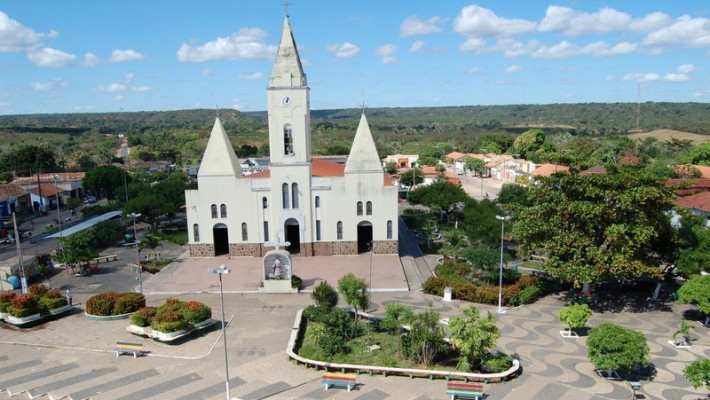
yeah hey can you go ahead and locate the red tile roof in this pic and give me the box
[579,166,606,175]
[531,164,570,177]
[12,172,85,184]
[673,191,710,213]
[27,184,63,197]
[0,184,28,201]
[245,158,393,186]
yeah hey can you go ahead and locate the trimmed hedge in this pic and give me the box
[423,275,553,306]
[86,292,145,316]
[0,292,17,313]
[130,307,157,327]
[130,298,211,333]
[7,293,39,317]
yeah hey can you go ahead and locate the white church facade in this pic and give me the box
[185,16,399,258]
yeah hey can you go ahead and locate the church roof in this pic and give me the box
[270,16,306,87]
[197,118,242,178]
[245,157,393,186]
[345,113,383,174]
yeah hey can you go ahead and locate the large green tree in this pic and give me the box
[677,275,710,325]
[83,165,127,199]
[675,214,710,276]
[0,144,59,174]
[587,322,649,375]
[337,273,369,327]
[449,307,500,371]
[408,180,470,218]
[54,231,99,270]
[685,359,710,393]
[514,170,677,287]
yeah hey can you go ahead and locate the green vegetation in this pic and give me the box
[587,322,649,374]
[85,292,145,316]
[677,275,710,324]
[130,298,211,333]
[559,304,592,335]
[685,359,710,392]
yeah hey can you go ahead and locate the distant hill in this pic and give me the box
[628,129,710,145]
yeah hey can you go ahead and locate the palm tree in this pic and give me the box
[673,320,693,347]
[441,229,468,263]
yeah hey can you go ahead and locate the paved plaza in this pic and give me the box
[1,215,708,399]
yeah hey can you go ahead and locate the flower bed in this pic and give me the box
[128,298,213,342]
[85,292,145,318]
[1,285,72,326]
[423,275,553,306]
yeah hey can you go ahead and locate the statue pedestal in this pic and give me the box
[259,279,298,293]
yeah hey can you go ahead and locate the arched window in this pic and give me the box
[291,183,299,208]
[211,204,217,218]
[241,223,248,241]
[366,201,372,216]
[282,183,290,209]
[284,124,293,155]
[356,201,363,216]
[262,197,268,209]
[337,221,343,240]
[315,196,320,208]
[387,220,392,239]
[193,224,200,242]
[220,204,227,218]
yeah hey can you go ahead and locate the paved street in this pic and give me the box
[1,213,708,399]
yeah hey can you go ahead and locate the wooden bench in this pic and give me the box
[93,255,118,263]
[321,372,357,391]
[115,342,144,358]
[446,382,483,400]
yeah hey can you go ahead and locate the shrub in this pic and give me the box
[85,292,119,316]
[157,297,184,314]
[434,262,471,278]
[29,283,48,297]
[291,274,302,289]
[7,294,39,317]
[481,352,513,373]
[130,307,157,327]
[151,309,190,333]
[312,281,338,309]
[39,295,67,310]
[181,301,211,324]
[0,292,17,312]
[113,293,145,315]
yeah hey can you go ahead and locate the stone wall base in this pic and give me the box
[189,243,214,257]
[190,240,398,258]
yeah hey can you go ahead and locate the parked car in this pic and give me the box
[83,195,97,204]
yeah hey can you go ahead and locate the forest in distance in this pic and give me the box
[0,102,709,174]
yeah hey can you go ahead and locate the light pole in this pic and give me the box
[496,215,512,314]
[368,241,373,311]
[208,265,231,400]
[128,212,142,293]
[53,175,63,238]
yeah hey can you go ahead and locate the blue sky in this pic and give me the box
[1,1,709,115]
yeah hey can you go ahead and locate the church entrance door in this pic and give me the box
[285,218,300,254]
[213,223,229,256]
[357,221,373,254]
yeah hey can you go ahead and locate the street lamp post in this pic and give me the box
[368,241,373,311]
[208,265,231,400]
[128,212,142,293]
[496,215,512,314]
[53,175,62,238]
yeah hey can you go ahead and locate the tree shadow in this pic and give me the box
[620,363,658,383]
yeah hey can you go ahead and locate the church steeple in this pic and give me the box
[270,16,306,88]
[345,112,382,174]
[197,117,242,178]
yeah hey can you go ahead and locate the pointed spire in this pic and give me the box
[197,118,242,178]
[270,16,306,87]
[345,112,383,174]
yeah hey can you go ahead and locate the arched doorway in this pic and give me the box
[213,223,229,256]
[284,218,300,254]
[357,221,373,254]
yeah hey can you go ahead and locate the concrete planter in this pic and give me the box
[0,311,6,321]
[127,319,215,342]
[126,324,152,336]
[85,311,135,321]
[49,304,73,315]
[5,312,41,325]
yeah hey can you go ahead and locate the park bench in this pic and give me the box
[446,381,484,400]
[115,342,144,358]
[321,371,357,391]
[93,255,118,263]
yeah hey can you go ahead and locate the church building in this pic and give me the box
[185,15,399,258]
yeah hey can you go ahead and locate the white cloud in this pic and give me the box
[677,64,697,74]
[622,72,660,82]
[27,47,76,67]
[202,68,213,77]
[530,40,637,58]
[124,73,134,83]
[491,39,541,57]
[496,79,513,86]
[375,44,397,57]
[558,66,577,72]
[0,11,58,53]
[467,67,482,74]
[539,6,631,36]
[177,28,276,62]
[531,41,579,58]
[629,12,673,32]
[326,42,360,58]
[30,82,51,91]
[130,86,151,92]
[591,41,638,57]
[114,95,124,101]
[453,5,536,38]
[53,77,68,88]
[83,53,99,67]
[643,15,710,47]
[100,83,126,92]
[458,38,486,53]
[382,56,397,64]
[238,72,264,80]
[399,16,445,37]
[110,49,145,62]
[506,64,522,73]
[663,73,689,82]
[410,40,425,53]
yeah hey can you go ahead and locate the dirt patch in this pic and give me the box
[628,129,710,144]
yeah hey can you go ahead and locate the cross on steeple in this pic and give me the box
[283,0,293,16]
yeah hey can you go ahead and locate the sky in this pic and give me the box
[1,1,709,115]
